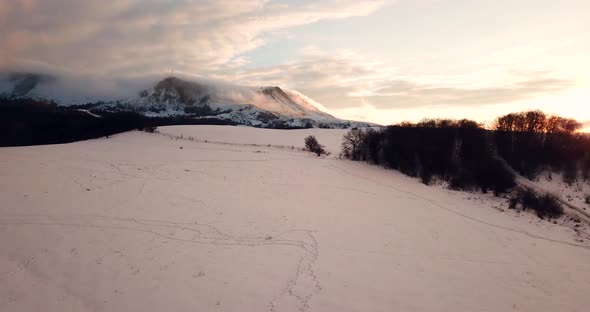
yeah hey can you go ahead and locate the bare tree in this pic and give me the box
[494,110,581,134]
[341,129,364,160]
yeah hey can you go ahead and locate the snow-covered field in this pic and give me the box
[1,125,590,312]
[159,125,349,156]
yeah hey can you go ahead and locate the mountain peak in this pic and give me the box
[0,72,56,98]
[155,76,205,92]
[149,76,209,105]
[1,72,371,128]
[260,86,288,98]
[155,76,182,88]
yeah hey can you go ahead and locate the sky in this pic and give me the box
[0,0,589,127]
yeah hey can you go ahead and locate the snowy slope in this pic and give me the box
[103,77,341,127]
[1,126,590,312]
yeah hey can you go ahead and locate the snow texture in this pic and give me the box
[1,126,590,312]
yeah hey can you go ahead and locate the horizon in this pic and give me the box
[1,0,588,128]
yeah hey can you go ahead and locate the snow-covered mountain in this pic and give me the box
[0,73,372,128]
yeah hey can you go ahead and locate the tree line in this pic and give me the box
[341,111,588,194]
[492,111,588,181]
[341,119,515,195]
[0,99,236,147]
[494,110,581,134]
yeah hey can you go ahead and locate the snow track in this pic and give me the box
[2,126,590,312]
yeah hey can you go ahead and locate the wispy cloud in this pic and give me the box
[0,0,586,125]
[222,50,573,110]
[0,0,388,74]
[359,77,573,109]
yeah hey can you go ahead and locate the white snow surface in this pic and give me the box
[1,125,590,312]
[159,125,348,156]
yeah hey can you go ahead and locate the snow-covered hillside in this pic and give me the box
[0,73,371,129]
[1,126,590,312]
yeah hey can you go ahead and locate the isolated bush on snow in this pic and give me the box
[304,135,320,152]
[509,188,563,219]
[142,126,158,133]
[537,193,564,219]
[304,135,327,156]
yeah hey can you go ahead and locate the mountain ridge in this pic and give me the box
[1,73,373,129]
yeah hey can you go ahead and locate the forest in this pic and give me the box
[341,111,588,194]
[0,99,236,146]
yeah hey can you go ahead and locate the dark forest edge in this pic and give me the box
[0,99,331,147]
[340,111,588,219]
